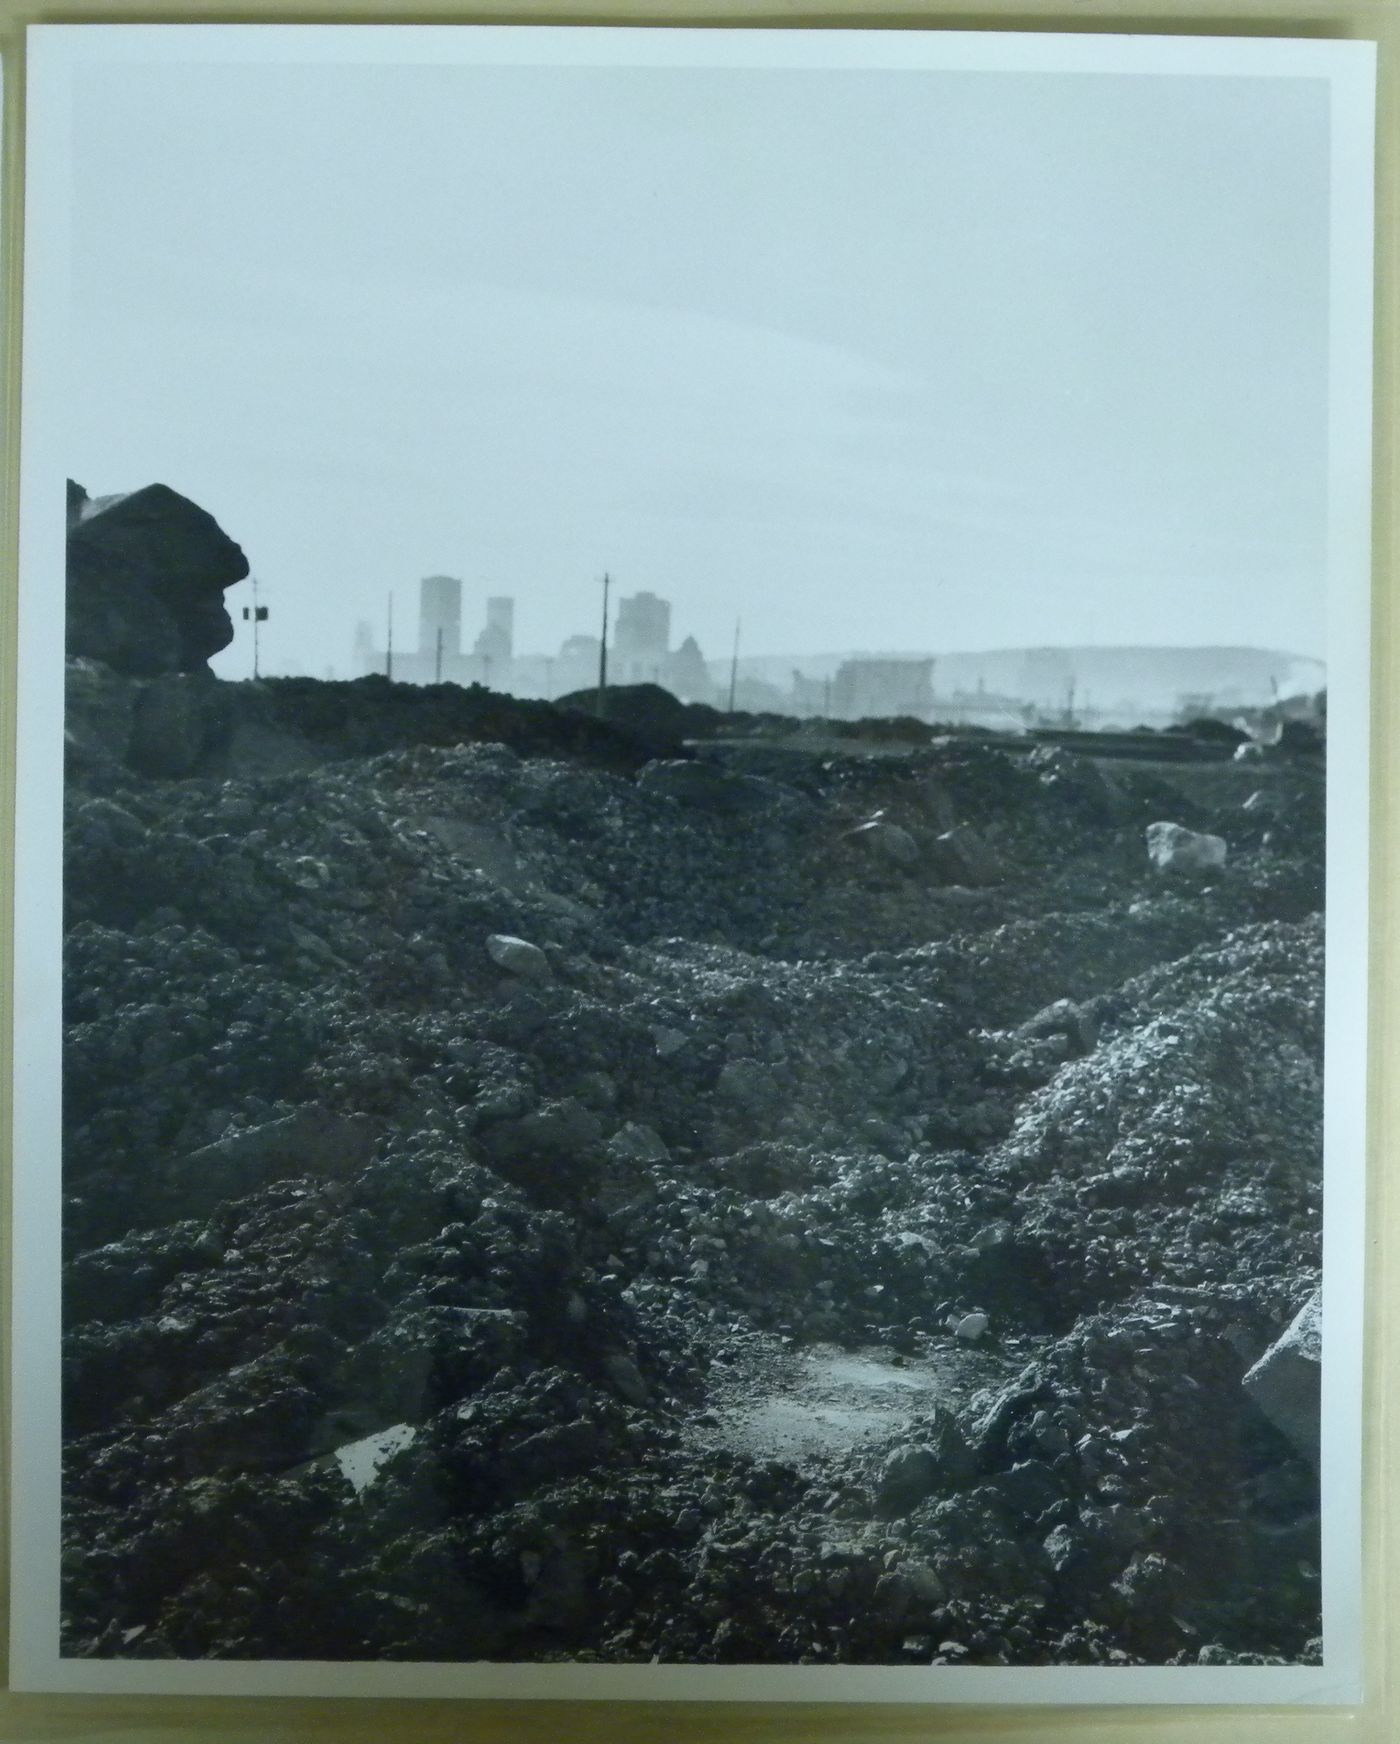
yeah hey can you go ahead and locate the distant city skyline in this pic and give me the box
[61,43,1334,681]
[340,570,1324,726]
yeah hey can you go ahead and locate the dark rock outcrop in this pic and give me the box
[67,480,250,675]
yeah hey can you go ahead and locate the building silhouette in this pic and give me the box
[829,657,934,721]
[356,576,515,688]
[613,591,671,685]
[475,597,514,663]
[419,574,461,665]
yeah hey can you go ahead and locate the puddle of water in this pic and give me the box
[817,1355,932,1393]
[333,1421,416,1494]
[704,1340,1016,1465]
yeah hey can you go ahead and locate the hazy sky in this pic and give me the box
[63,54,1333,677]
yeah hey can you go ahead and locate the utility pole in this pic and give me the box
[240,575,269,679]
[386,594,394,682]
[596,572,611,718]
[727,617,741,715]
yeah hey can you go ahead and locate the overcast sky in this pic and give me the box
[63,53,1333,678]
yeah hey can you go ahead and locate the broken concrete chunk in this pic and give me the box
[1145,821,1227,875]
[1243,1288,1321,1468]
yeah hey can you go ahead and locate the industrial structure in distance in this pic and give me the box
[352,573,1323,731]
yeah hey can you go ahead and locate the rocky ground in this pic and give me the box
[60,667,1326,1668]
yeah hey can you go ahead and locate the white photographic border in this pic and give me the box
[8,20,1376,1704]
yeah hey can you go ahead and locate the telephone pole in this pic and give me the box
[596,572,611,718]
[727,617,741,715]
[240,575,269,678]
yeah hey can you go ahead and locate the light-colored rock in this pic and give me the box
[333,1422,416,1496]
[1243,1288,1321,1468]
[1145,821,1227,875]
[953,1311,989,1341]
[485,932,550,979]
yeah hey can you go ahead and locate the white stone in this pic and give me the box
[333,1422,416,1495]
[1145,821,1227,875]
[953,1312,989,1341]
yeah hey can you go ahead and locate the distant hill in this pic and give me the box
[724,645,1324,722]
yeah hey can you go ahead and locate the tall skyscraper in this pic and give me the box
[419,575,462,658]
[614,591,671,684]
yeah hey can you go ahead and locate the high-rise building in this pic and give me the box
[613,591,671,685]
[475,596,514,662]
[419,575,462,658]
[356,576,520,689]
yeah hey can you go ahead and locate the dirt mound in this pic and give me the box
[58,664,1326,1666]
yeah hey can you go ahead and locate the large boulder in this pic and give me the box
[67,481,249,676]
[1243,1288,1321,1468]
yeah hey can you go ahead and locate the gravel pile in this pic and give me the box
[59,664,1326,1665]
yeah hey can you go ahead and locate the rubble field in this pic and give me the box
[60,668,1326,1668]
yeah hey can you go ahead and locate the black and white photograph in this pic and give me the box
[9,23,1375,1703]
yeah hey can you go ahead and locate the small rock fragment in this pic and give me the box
[485,933,551,979]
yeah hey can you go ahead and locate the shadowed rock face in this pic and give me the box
[67,481,250,675]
